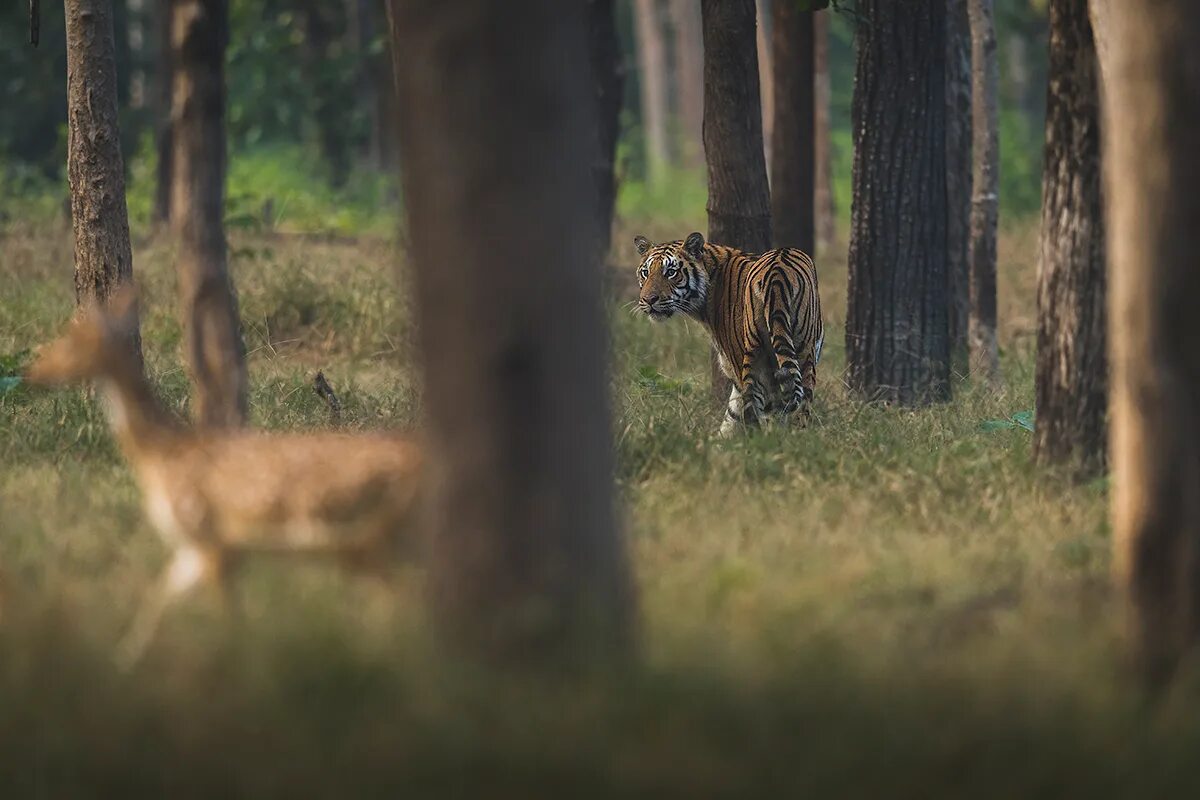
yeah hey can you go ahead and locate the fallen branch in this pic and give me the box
[312,370,342,423]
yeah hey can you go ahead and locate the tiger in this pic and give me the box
[633,231,823,437]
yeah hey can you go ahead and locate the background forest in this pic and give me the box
[8,0,1200,796]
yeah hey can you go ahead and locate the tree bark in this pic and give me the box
[1088,0,1110,89]
[634,0,670,184]
[587,0,623,260]
[813,10,836,255]
[171,0,247,428]
[64,0,143,360]
[702,0,772,404]
[945,0,972,372]
[1033,0,1105,477]
[386,0,633,659]
[967,0,1000,380]
[756,0,773,176]
[153,0,173,225]
[769,1,815,253]
[668,0,704,168]
[845,0,950,406]
[1106,0,1200,686]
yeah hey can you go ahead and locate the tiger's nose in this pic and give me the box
[644,294,660,305]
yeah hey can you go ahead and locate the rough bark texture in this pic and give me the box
[945,0,972,371]
[634,0,669,183]
[153,0,173,224]
[1033,0,1106,477]
[1106,0,1200,686]
[845,0,950,406]
[386,0,632,659]
[669,0,704,168]
[64,0,142,360]
[813,10,836,255]
[770,1,815,253]
[171,0,247,428]
[702,0,771,403]
[587,0,623,259]
[967,0,1000,381]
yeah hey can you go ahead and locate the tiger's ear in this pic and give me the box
[684,231,705,258]
[634,235,651,256]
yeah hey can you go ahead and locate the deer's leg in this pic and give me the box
[116,546,216,670]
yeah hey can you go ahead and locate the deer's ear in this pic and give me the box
[634,235,651,256]
[103,284,140,334]
[684,232,705,258]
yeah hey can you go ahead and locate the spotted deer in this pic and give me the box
[26,289,423,666]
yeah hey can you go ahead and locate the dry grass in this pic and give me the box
[2,218,1199,796]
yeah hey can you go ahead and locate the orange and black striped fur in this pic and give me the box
[634,232,823,436]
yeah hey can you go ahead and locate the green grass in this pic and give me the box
[3,218,1200,796]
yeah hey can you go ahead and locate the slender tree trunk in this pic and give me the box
[634,0,670,184]
[1107,0,1200,687]
[386,0,633,659]
[845,0,950,406]
[64,0,143,360]
[813,10,836,255]
[171,0,247,428]
[669,0,704,169]
[702,0,772,404]
[770,1,815,253]
[967,0,1000,380]
[945,0,972,372]
[349,0,381,169]
[756,0,773,176]
[301,0,352,187]
[587,0,623,259]
[1033,0,1105,477]
[153,0,173,225]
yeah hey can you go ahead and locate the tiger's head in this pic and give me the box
[633,231,709,322]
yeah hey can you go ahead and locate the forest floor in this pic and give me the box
[2,218,1199,796]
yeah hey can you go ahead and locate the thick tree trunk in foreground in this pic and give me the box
[171,0,247,428]
[813,10,836,254]
[669,0,704,168]
[1033,0,1105,477]
[968,0,1000,380]
[702,0,771,403]
[945,0,972,372]
[387,0,632,659]
[1107,0,1200,686]
[587,0,623,258]
[64,0,142,359]
[846,0,950,406]
[634,0,670,184]
[770,1,815,253]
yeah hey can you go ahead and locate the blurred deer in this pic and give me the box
[26,289,423,667]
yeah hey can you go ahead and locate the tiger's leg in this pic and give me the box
[738,352,768,429]
[718,382,746,438]
[769,315,806,421]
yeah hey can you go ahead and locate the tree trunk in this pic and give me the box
[64,0,143,360]
[301,0,352,187]
[668,0,703,168]
[813,10,836,255]
[587,0,623,259]
[945,0,972,372]
[153,0,172,225]
[171,0,247,428]
[770,1,815,253]
[634,0,670,184]
[845,0,950,406]
[1106,0,1200,686]
[1032,0,1105,477]
[967,0,1000,381]
[702,0,772,404]
[756,0,773,176]
[1088,0,1110,88]
[385,0,633,659]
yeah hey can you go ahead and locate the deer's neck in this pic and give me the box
[97,362,180,460]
